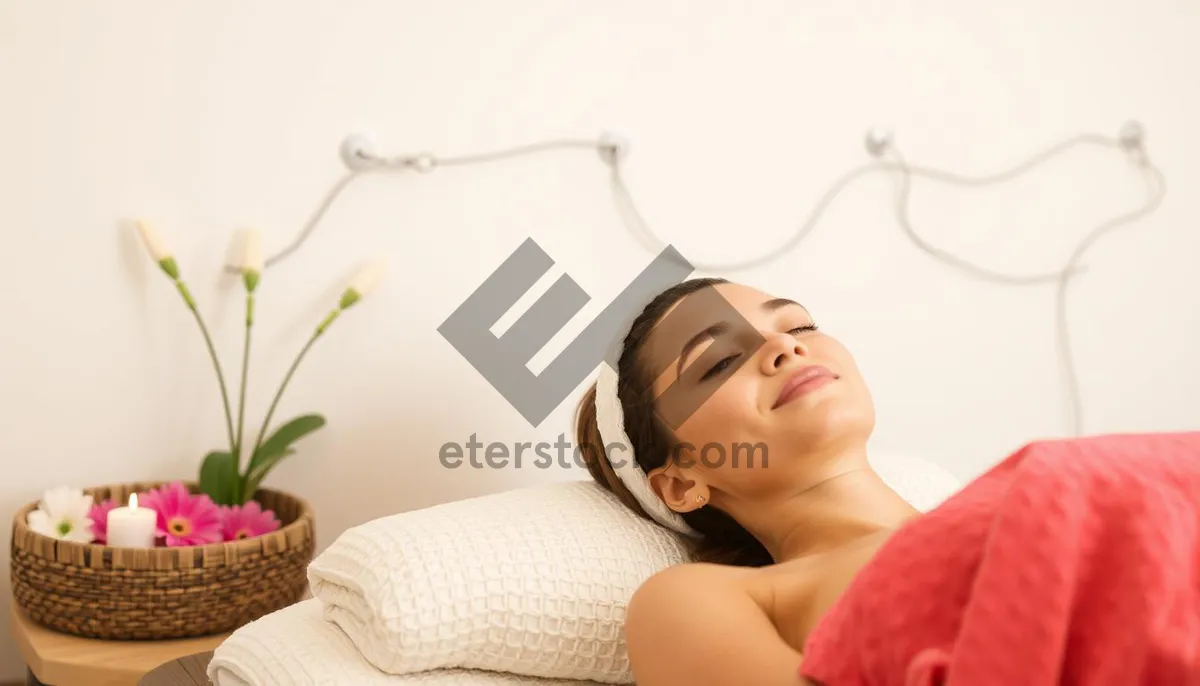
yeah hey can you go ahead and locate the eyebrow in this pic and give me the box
[762,297,803,312]
[675,298,805,378]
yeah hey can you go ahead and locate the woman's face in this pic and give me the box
[638,282,875,503]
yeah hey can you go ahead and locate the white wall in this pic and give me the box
[1,0,1197,678]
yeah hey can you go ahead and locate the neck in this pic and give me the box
[723,444,919,563]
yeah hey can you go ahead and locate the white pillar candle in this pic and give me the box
[106,493,157,548]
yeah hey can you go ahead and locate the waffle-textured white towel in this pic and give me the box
[208,598,605,686]
[305,452,961,684]
[308,481,689,683]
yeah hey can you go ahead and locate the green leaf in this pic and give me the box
[247,414,325,476]
[199,451,237,505]
[241,448,296,502]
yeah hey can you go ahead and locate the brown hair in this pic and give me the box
[574,277,774,567]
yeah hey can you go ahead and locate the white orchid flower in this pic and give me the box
[339,260,387,309]
[241,229,264,292]
[315,259,387,335]
[135,220,180,279]
[27,486,95,543]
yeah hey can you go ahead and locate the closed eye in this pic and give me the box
[701,353,740,381]
[700,323,819,381]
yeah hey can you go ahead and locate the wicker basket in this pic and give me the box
[10,481,315,640]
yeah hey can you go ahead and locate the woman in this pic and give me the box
[574,276,917,685]
[574,277,1200,686]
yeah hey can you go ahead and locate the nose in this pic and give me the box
[758,331,809,375]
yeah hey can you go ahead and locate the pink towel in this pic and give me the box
[800,432,1200,686]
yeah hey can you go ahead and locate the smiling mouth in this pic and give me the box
[773,365,839,409]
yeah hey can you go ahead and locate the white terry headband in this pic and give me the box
[595,362,701,538]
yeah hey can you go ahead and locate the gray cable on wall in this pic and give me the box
[227,123,1166,437]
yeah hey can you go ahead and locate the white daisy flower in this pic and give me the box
[27,486,95,543]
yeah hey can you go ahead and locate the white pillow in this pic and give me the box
[868,450,963,512]
[307,452,960,684]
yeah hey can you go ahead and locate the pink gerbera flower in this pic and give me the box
[139,482,223,546]
[87,498,120,544]
[221,501,281,541]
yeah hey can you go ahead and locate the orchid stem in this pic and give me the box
[179,282,236,456]
[234,293,254,503]
[251,328,322,459]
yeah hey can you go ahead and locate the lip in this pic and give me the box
[772,365,839,409]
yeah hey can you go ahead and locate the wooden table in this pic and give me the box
[10,604,228,686]
[137,652,213,686]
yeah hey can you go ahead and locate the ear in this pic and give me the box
[646,452,710,515]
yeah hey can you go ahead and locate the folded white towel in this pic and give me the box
[307,481,690,683]
[208,599,604,686]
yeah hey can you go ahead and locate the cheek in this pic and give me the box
[815,337,875,413]
[672,375,761,449]
[816,336,864,380]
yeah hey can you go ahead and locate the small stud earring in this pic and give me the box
[696,494,706,505]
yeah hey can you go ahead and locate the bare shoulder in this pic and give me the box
[634,559,750,592]
[621,533,899,685]
[624,563,808,686]
[627,562,753,618]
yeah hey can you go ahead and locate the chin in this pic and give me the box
[776,396,875,453]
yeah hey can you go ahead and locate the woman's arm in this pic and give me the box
[624,564,816,686]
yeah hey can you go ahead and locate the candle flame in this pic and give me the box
[129,493,139,509]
